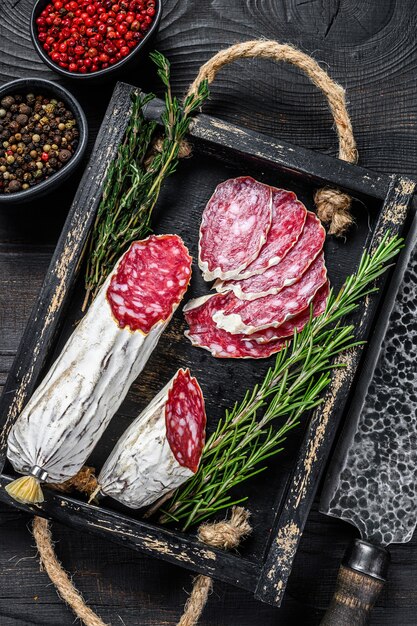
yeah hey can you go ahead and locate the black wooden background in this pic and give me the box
[1,1,416,624]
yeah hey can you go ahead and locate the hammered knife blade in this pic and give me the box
[319,210,417,626]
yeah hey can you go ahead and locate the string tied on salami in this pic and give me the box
[183,39,357,237]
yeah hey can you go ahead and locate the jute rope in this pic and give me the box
[183,39,358,236]
[32,516,109,626]
[177,507,252,626]
[32,504,251,626]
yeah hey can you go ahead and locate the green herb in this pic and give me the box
[84,52,209,306]
[159,234,403,529]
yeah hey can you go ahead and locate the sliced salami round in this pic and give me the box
[198,176,273,281]
[184,293,286,358]
[166,368,206,473]
[229,187,307,280]
[254,282,330,343]
[97,369,206,509]
[185,315,287,359]
[107,234,192,334]
[213,253,328,335]
[216,211,325,301]
[183,292,232,333]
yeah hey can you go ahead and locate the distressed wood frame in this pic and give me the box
[0,81,415,606]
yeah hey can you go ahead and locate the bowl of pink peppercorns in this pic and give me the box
[30,0,161,78]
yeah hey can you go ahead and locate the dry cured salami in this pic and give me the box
[216,211,325,300]
[213,253,327,335]
[184,282,329,357]
[254,282,330,343]
[96,369,206,508]
[6,234,192,505]
[230,188,307,280]
[184,293,287,359]
[107,235,192,333]
[198,176,273,281]
[185,308,288,360]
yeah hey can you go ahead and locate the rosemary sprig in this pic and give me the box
[159,234,403,529]
[84,52,209,305]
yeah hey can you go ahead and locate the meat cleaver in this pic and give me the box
[319,208,417,625]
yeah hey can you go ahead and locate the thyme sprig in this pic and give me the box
[84,51,209,305]
[159,234,403,529]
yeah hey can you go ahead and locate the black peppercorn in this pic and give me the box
[1,95,15,109]
[15,114,28,126]
[19,104,31,116]
[7,179,21,192]
[58,149,71,162]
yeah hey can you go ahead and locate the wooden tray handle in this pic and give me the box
[186,40,358,236]
[321,539,390,625]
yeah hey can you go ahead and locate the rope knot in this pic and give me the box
[197,506,252,550]
[314,187,353,236]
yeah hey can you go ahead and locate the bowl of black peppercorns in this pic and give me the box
[0,78,88,204]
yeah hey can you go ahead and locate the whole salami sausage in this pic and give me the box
[6,234,192,505]
[213,253,327,335]
[198,176,273,281]
[215,211,325,300]
[95,369,206,508]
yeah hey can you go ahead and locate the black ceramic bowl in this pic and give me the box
[0,78,88,205]
[30,0,162,80]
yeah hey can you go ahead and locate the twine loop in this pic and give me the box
[178,507,252,626]
[197,506,252,549]
[184,39,357,236]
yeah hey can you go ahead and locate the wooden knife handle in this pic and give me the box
[320,539,390,626]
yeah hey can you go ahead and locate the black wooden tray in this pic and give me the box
[0,81,415,607]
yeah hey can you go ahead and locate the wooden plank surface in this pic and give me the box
[1,0,417,624]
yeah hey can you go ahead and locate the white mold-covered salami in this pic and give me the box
[215,211,325,300]
[6,234,192,505]
[228,187,307,280]
[198,176,273,281]
[96,369,206,509]
[213,253,327,335]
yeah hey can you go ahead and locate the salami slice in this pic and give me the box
[6,234,192,505]
[184,282,329,354]
[107,234,192,333]
[185,315,287,359]
[96,369,206,509]
[198,176,273,281]
[213,253,328,335]
[184,293,286,358]
[216,211,325,301]
[254,282,330,343]
[229,188,307,280]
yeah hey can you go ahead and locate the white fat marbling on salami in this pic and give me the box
[213,253,328,335]
[107,234,192,333]
[184,293,287,358]
[7,235,191,486]
[198,177,272,281]
[165,369,206,472]
[96,369,206,509]
[229,188,307,280]
[254,282,330,343]
[216,212,325,300]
